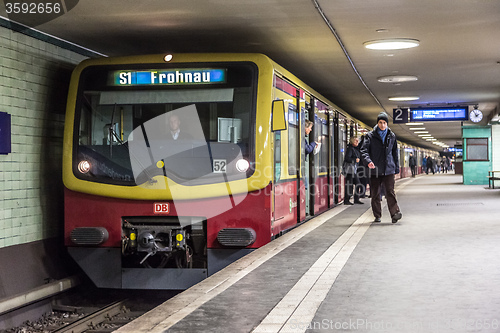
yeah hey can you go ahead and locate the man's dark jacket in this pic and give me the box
[360,126,399,177]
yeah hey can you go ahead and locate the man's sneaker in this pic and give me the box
[373,217,381,223]
[392,211,402,223]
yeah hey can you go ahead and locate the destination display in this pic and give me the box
[112,68,227,86]
[410,107,468,122]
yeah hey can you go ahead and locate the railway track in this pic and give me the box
[52,300,139,333]
[2,286,177,333]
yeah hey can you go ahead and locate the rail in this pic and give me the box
[53,300,128,333]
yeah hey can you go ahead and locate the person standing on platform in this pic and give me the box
[426,155,435,174]
[343,137,363,205]
[409,152,417,177]
[360,112,402,223]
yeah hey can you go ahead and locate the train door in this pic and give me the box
[272,76,301,236]
[312,100,329,214]
[302,94,312,217]
[335,114,347,203]
[329,111,336,207]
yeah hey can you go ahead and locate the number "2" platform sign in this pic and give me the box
[393,108,409,124]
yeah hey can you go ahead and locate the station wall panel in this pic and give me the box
[0,25,88,249]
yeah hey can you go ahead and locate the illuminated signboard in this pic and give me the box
[410,107,468,122]
[112,68,226,86]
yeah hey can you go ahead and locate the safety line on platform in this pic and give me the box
[251,207,373,333]
[116,177,417,333]
[251,176,416,333]
[115,205,349,333]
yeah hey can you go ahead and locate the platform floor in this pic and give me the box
[116,174,500,333]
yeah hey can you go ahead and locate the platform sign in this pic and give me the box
[393,107,468,123]
[393,108,409,124]
[410,107,468,122]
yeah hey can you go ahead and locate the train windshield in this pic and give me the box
[74,65,256,186]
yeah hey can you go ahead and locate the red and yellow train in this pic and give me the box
[63,54,435,289]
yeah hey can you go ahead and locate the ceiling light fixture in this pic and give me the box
[388,96,420,101]
[405,122,424,126]
[410,128,426,130]
[377,75,418,83]
[364,38,420,50]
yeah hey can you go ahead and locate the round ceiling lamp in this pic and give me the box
[364,38,420,50]
[377,75,418,83]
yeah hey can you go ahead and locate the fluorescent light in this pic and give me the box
[414,131,429,134]
[406,123,424,125]
[388,96,420,101]
[364,38,420,50]
[377,75,418,83]
[410,128,426,131]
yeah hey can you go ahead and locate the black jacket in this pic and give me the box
[360,126,399,177]
[343,144,360,175]
[409,155,417,167]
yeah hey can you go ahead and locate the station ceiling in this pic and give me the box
[3,0,500,150]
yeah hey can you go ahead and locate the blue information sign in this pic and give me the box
[112,68,226,86]
[409,107,468,122]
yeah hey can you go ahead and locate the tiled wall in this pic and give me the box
[0,25,88,248]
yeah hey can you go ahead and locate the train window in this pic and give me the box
[73,62,257,186]
[287,103,299,175]
[315,115,328,174]
[75,87,255,186]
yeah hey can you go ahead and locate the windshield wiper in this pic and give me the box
[108,104,127,158]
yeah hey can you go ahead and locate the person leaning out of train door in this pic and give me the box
[343,137,363,205]
[304,119,319,155]
[360,112,402,223]
[409,152,417,177]
[304,119,319,189]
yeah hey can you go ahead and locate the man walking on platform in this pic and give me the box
[360,112,403,223]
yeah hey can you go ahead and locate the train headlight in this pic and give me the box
[235,159,250,172]
[78,160,91,174]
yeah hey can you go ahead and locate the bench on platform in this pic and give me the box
[488,171,500,189]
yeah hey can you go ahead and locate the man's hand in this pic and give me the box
[368,162,375,169]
